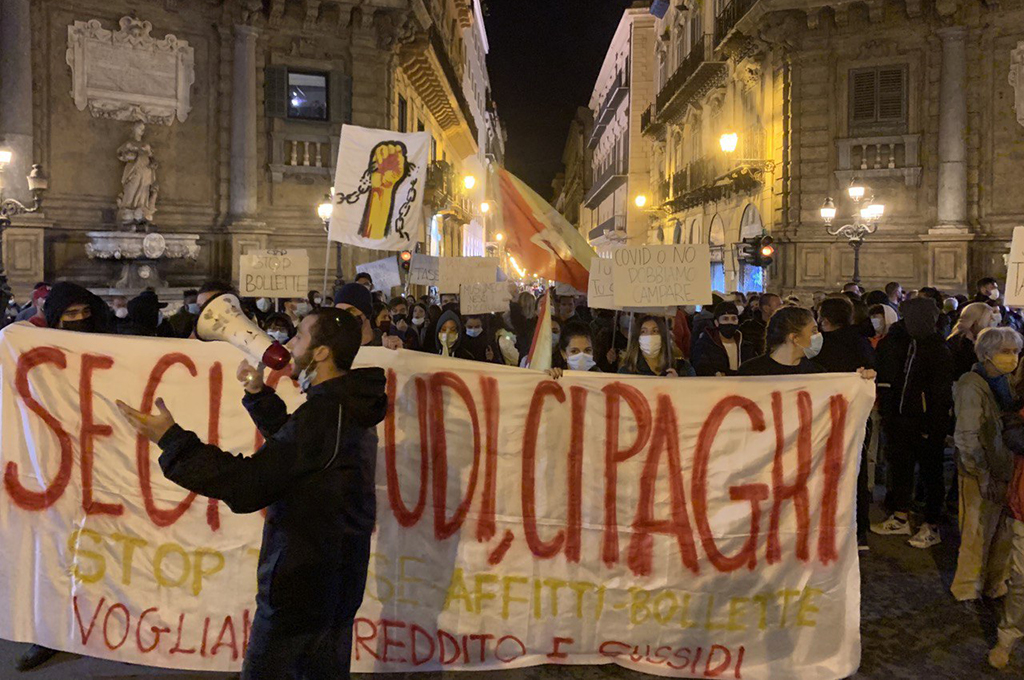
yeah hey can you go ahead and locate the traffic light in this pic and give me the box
[399,250,413,272]
[740,234,774,268]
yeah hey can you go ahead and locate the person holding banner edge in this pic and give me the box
[116,307,387,680]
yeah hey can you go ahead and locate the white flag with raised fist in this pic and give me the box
[328,125,429,251]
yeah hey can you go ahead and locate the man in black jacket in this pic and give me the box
[872,297,954,550]
[118,308,388,679]
[692,302,749,376]
[816,296,875,373]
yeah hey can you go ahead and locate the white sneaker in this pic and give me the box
[908,524,941,549]
[870,514,912,535]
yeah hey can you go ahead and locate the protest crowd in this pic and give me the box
[6,272,1024,676]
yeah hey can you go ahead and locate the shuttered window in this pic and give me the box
[849,65,907,130]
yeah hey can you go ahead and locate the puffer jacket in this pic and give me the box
[953,370,1014,485]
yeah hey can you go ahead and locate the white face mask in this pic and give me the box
[313,296,323,306]
[989,289,1001,301]
[871,317,884,334]
[566,352,596,371]
[295,302,312,317]
[114,307,128,319]
[803,332,824,359]
[551,332,561,346]
[438,332,456,348]
[256,298,272,312]
[639,334,662,356]
[735,304,745,316]
[412,317,425,326]
[156,311,164,326]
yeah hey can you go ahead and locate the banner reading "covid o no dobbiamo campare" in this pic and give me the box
[0,324,873,679]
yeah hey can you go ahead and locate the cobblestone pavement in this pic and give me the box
[0,509,1019,679]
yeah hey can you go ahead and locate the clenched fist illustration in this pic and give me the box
[358,141,410,240]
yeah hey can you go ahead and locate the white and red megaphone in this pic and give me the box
[195,293,291,370]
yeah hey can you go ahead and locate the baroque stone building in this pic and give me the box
[0,0,502,301]
[551,106,594,231]
[558,0,1024,295]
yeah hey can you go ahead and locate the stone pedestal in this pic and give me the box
[85,231,201,294]
[3,215,49,303]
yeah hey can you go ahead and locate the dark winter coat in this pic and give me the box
[157,369,388,622]
[692,326,750,376]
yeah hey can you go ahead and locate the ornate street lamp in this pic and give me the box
[317,191,343,298]
[0,155,49,309]
[821,180,884,286]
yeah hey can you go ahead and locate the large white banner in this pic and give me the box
[328,125,429,251]
[0,324,872,679]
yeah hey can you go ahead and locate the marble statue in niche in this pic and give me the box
[116,122,159,229]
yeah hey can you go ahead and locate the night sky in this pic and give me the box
[485,0,636,197]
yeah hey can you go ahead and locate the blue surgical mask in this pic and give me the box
[187,303,200,315]
[268,330,289,344]
[298,364,317,393]
[466,328,483,338]
[551,332,561,346]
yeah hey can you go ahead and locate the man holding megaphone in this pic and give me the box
[117,307,388,679]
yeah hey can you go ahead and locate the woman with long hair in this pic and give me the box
[949,302,1000,381]
[738,306,825,376]
[617,315,694,376]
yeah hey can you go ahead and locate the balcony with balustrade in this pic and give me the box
[269,129,335,183]
[654,36,726,124]
[834,135,922,187]
[587,68,630,149]
[714,0,760,47]
[425,160,472,218]
[583,154,628,209]
[588,214,626,242]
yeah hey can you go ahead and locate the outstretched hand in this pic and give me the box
[116,397,176,444]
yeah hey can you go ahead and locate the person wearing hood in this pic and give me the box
[872,297,954,549]
[434,309,474,360]
[13,281,111,671]
[868,303,899,348]
[740,293,781,358]
[692,302,749,376]
[43,282,111,333]
[950,327,1018,612]
[462,314,501,364]
[117,308,387,680]
[334,283,376,346]
[815,297,875,373]
[119,290,175,337]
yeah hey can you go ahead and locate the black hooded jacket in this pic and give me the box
[43,282,111,332]
[157,369,388,616]
[434,309,474,360]
[876,301,953,436]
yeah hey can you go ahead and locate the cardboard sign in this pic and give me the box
[588,258,676,316]
[356,256,402,293]
[612,244,712,307]
[407,254,440,286]
[1006,226,1024,306]
[460,281,512,315]
[0,324,873,678]
[438,256,500,293]
[239,249,309,298]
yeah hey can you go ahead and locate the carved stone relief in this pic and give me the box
[66,16,195,125]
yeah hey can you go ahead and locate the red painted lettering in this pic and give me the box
[79,353,123,516]
[818,395,848,565]
[73,595,104,646]
[767,391,811,564]
[522,380,567,558]
[602,383,653,567]
[429,372,481,540]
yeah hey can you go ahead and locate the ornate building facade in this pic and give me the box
[0,0,502,301]
[558,0,1024,295]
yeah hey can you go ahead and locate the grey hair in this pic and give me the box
[974,327,1023,362]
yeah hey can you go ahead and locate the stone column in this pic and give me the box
[935,26,968,229]
[0,0,34,202]
[229,25,259,219]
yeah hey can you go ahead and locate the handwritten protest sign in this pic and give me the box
[460,281,512,314]
[1006,227,1024,306]
[0,325,872,678]
[589,258,676,316]
[357,256,402,292]
[438,256,499,293]
[407,254,440,286]
[612,244,712,307]
[239,249,309,298]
